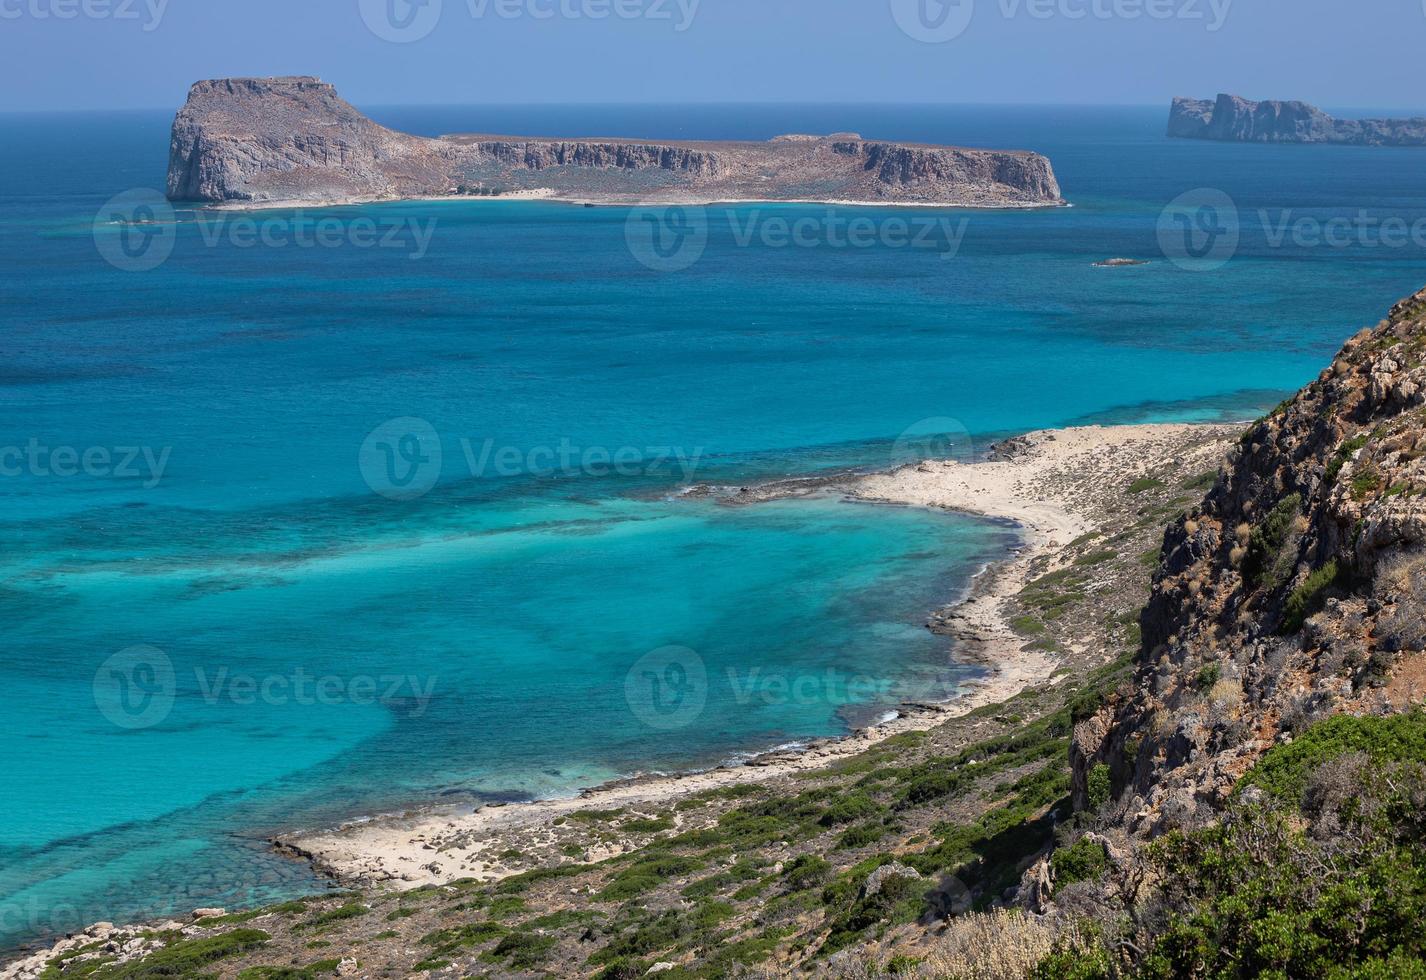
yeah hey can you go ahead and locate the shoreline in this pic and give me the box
[271,422,1233,891]
[194,190,1072,214]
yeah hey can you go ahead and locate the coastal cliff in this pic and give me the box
[1073,287,1426,832]
[1169,93,1426,145]
[166,76,1064,208]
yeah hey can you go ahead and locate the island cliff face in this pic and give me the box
[1074,287,1426,833]
[1169,93,1426,146]
[167,77,1063,207]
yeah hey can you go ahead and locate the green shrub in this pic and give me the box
[1011,615,1047,636]
[1326,435,1369,486]
[781,855,832,892]
[484,931,556,970]
[1086,763,1112,811]
[597,854,705,902]
[1281,559,1348,633]
[1352,465,1385,501]
[98,929,270,978]
[1238,712,1426,804]
[621,815,674,833]
[420,921,509,956]
[818,792,883,827]
[300,902,367,929]
[237,961,340,980]
[1194,663,1221,692]
[1244,493,1302,588]
[837,822,886,849]
[1051,837,1109,891]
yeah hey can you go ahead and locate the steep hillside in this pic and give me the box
[1074,287,1426,834]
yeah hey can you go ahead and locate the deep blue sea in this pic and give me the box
[3,102,1426,948]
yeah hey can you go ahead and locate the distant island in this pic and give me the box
[166,77,1065,209]
[1168,93,1426,146]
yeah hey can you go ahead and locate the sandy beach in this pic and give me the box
[202,189,1067,213]
[276,422,1240,891]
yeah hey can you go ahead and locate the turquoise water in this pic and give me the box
[4,103,1426,946]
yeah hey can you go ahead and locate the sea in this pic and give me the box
[2,102,1425,948]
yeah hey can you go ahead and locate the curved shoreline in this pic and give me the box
[1,422,1243,974]
[269,422,1235,891]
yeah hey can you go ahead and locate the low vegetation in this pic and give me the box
[1032,714,1426,979]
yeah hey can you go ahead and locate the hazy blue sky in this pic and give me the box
[3,0,1424,112]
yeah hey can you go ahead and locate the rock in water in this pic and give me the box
[166,76,1064,208]
[1168,93,1426,146]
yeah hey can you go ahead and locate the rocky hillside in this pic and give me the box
[167,77,456,203]
[1169,93,1426,146]
[1075,286,1426,834]
[166,76,1064,207]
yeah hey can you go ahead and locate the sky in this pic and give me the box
[2,0,1425,112]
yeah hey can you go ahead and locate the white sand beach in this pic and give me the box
[276,422,1240,891]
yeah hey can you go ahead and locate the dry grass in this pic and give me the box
[917,910,1077,980]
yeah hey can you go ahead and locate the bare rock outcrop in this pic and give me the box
[1074,286,1426,833]
[167,76,1064,208]
[1169,94,1426,146]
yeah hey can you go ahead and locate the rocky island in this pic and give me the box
[166,77,1064,209]
[1169,93,1426,145]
